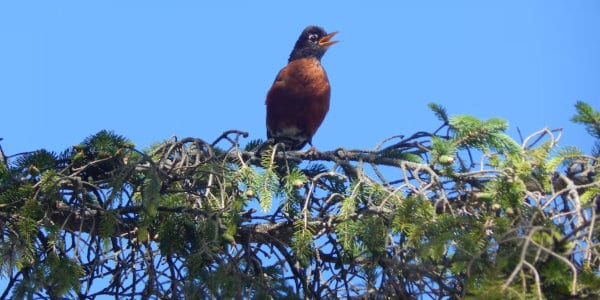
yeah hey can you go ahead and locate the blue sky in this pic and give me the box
[1,1,599,156]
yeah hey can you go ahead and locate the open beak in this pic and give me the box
[319,31,339,47]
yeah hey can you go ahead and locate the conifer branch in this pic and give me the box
[1,104,600,298]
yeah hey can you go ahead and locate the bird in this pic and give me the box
[265,25,338,151]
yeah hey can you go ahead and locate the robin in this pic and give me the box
[265,25,338,151]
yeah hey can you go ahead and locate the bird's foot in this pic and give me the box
[305,146,319,157]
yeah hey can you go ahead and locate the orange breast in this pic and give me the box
[265,58,331,149]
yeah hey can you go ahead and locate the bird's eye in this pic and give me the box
[308,34,319,43]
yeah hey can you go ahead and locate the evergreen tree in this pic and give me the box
[0,103,598,299]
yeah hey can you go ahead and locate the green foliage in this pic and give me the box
[399,152,423,163]
[392,195,435,236]
[581,186,600,205]
[98,210,119,238]
[546,146,584,173]
[42,254,84,297]
[339,193,356,221]
[203,263,244,298]
[14,149,59,175]
[77,129,135,158]
[14,217,38,270]
[20,198,44,221]
[38,169,63,205]
[580,269,600,295]
[0,158,8,176]
[188,259,299,300]
[336,186,359,253]
[254,146,281,212]
[431,135,457,167]
[141,168,160,216]
[13,254,84,299]
[485,176,526,208]
[466,276,535,300]
[158,213,197,255]
[283,168,307,196]
[291,225,313,267]
[335,181,396,260]
[357,216,387,257]
[243,139,264,151]
[137,168,161,242]
[72,130,135,181]
[572,101,600,139]
[0,183,33,206]
[449,115,521,154]
[539,257,573,298]
[304,163,347,195]
[428,102,449,123]
[572,101,600,156]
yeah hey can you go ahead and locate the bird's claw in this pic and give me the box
[305,146,319,157]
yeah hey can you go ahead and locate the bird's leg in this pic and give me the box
[277,143,294,175]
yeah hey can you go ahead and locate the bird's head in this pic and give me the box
[289,26,338,62]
